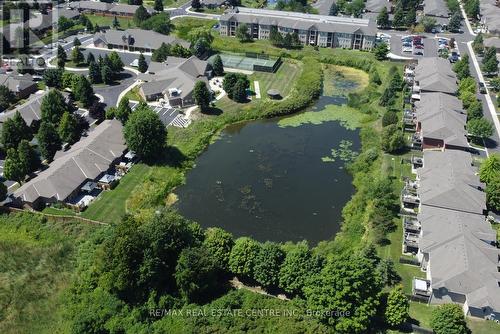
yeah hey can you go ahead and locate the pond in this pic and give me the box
[175,67,364,244]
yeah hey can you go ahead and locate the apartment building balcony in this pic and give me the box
[404,232,420,253]
[404,216,421,234]
[412,278,431,301]
[411,156,423,169]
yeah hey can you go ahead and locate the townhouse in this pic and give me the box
[219,7,377,50]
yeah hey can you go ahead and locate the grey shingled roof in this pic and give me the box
[220,7,377,36]
[415,92,467,147]
[417,150,486,215]
[0,74,37,95]
[94,29,190,50]
[480,0,500,35]
[415,58,457,94]
[139,56,209,98]
[14,120,126,203]
[424,0,450,17]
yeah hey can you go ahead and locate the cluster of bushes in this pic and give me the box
[336,0,365,18]
[479,154,500,212]
[67,207,407,333]
[151,42,192,62]
[0,85,17,112]
[377,0,417,29]
[268,27,302,49]
[43,69,96,107]
[453,57,494,141]
[463,0,480,20]
[222,73,250,103]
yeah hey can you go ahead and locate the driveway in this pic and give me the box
[93,69,138,109]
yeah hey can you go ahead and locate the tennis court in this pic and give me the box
[209,53,281,72]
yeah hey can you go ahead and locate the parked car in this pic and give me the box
[413,48,424,56]
[479,82,487,94]
[402,46,413,53]
[449,51,459,63]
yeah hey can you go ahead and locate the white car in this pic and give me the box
[402,46,413,53]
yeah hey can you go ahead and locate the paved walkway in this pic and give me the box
[254,81,261,98]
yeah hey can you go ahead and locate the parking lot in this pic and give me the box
[130,102,190,128]
[389,34,438,59]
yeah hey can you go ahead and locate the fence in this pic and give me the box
[253,56,282,73]
[245,52,270,60]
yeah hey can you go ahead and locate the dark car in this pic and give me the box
[449,52,459,63]
[479,82,487,94]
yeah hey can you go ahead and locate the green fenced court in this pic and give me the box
[208,53,282,72]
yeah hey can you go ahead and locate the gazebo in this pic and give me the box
[267,89,281,99]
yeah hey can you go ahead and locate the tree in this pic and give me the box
[420,15,437,32]
[72,75,94,107]
[0,182,7,202]
[58,112,80,144]
[175,246,221,303]
[472,33,484,54]
[376,258,400,286]
[140,12,173,35]
[466,100,483,120]
[89,101,105,122]
[85,19,94,32]
[152,42,171,62]
[212,55,224,77]
[279,241,323,296]
[18,139,40,175]
[228,237,261,278]
[464,0,479,19]
[382,111,398,127]
[303,252,382,332]
[86,52,96,65]
[154,0,164,12]
[453,54,470,80]
[381,124,406,153]
[191,0,201,10]
[486,174,500,212]
[101,65,114,85]
[123,105,166,161]
[57,44,67,68]
[71,46,85,65]
[253,242,285,289]
[236,23,251,42]
[108,51,124,74]
[112,16,120,29]
[37,121,62,161]
[134,5,150,25]
[385,285,409,327]
[193,81,211,112]
[1,112,30,150]
[42,69,64,88]
[116,97,132,124]
[187,27,214,45]
[373,42,388,60]
[0,85,14,111]
[203,227,234,272]
[479,154,500,184]
[482,53,499,75]
[405,8,417,27]
[448,12,462,32]
[193,38,209,58]
[4,148,27,183]
[88,61,102,84]
[223,73,249,100]
[467,118,494,139]
[138,53,148,73]
[73,37,81,47]
[269,26,283,46]
[392,6,405,28]
[58,16,74,31]
[232,79,248,103]
[430,304,469,334]
[377,7,389,29]
[41,89,69,124]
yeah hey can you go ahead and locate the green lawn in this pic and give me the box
[42,207,77,216]
[86,15,136,29]
[250,61,301,100]
[124,86,145,102]
[82,164,151,223]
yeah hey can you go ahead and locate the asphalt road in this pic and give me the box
[93,69,138,109]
